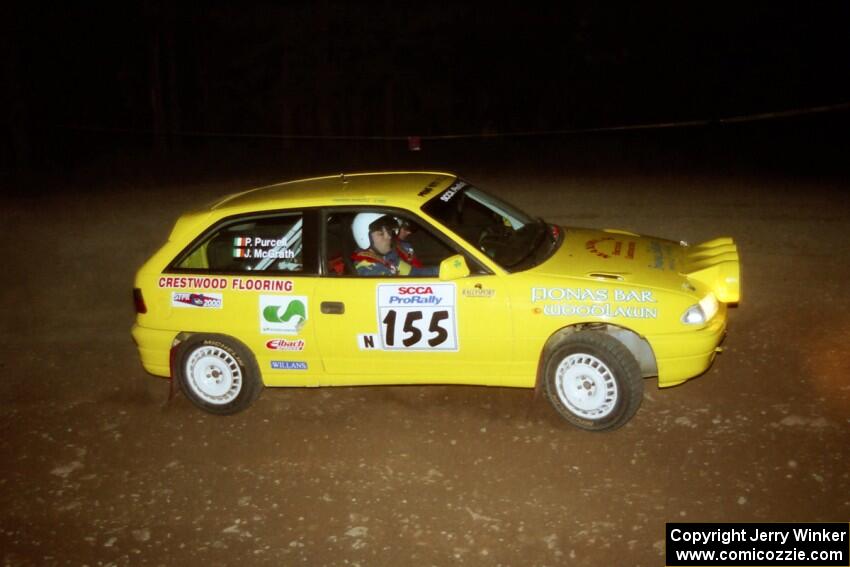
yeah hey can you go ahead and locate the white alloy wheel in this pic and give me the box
[543,332,643,431]
[554,353,619,419]
[184,344,243,405]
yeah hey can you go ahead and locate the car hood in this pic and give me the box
[531,227,741,302]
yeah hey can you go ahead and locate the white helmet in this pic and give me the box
[351,213,397,249]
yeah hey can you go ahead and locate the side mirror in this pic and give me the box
[438,254,470,281]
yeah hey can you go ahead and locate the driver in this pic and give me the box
[351,213,436,277]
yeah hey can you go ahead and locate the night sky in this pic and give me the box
[3,2,849,171]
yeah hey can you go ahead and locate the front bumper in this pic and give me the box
[647,305,728,387]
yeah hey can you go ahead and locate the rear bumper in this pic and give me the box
[647,307,728,387]
[131,324,178,378]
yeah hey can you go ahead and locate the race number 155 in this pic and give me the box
[380,308,457,350]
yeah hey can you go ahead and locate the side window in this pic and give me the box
[324,211,358,276]
[395,215,454,267]
[174,212,313,274]
[322,209,486,277]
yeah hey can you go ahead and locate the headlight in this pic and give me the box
[682,305,706,325]
[699,292,719,322]
[682,293,718,325]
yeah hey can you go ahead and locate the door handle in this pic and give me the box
[321,301,345,314]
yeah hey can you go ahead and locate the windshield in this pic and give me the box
[421,180,559,272]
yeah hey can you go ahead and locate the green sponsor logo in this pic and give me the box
[263,300,306,324]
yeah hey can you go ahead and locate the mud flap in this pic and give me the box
[528,349,547,417]
[167,342,179,403]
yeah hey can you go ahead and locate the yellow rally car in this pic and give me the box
[132,172,740,431]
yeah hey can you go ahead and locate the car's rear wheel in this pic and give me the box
[543,331,643,431]
[175,334,263,415]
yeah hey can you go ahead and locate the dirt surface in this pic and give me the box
[1,135,849,566]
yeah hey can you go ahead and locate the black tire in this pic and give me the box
[543,331,643,431]
[174,334,263,415]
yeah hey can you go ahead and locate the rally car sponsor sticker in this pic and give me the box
[586,237,636,260]
[265,338,305,351]
[376,283,458,351]
[270,361,308,370]
[462,286,495,298]
[438,179,467,202]
[417,177,444,197]
[260,296,307,334]
[158,276,294,292]
[649,241,677,270]
[171,292,223,309]
[530,287,659,319]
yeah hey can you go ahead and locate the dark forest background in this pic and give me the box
[2,2,849,179]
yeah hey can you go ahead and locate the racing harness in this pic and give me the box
[351,249,412,275]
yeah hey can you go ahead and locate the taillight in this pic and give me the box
[133,288,147,314]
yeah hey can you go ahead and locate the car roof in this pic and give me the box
[210,171,457,214]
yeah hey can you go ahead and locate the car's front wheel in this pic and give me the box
[543,331,643,431]
[174,334,263,415]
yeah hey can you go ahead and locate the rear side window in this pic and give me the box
[173,212,314,274]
